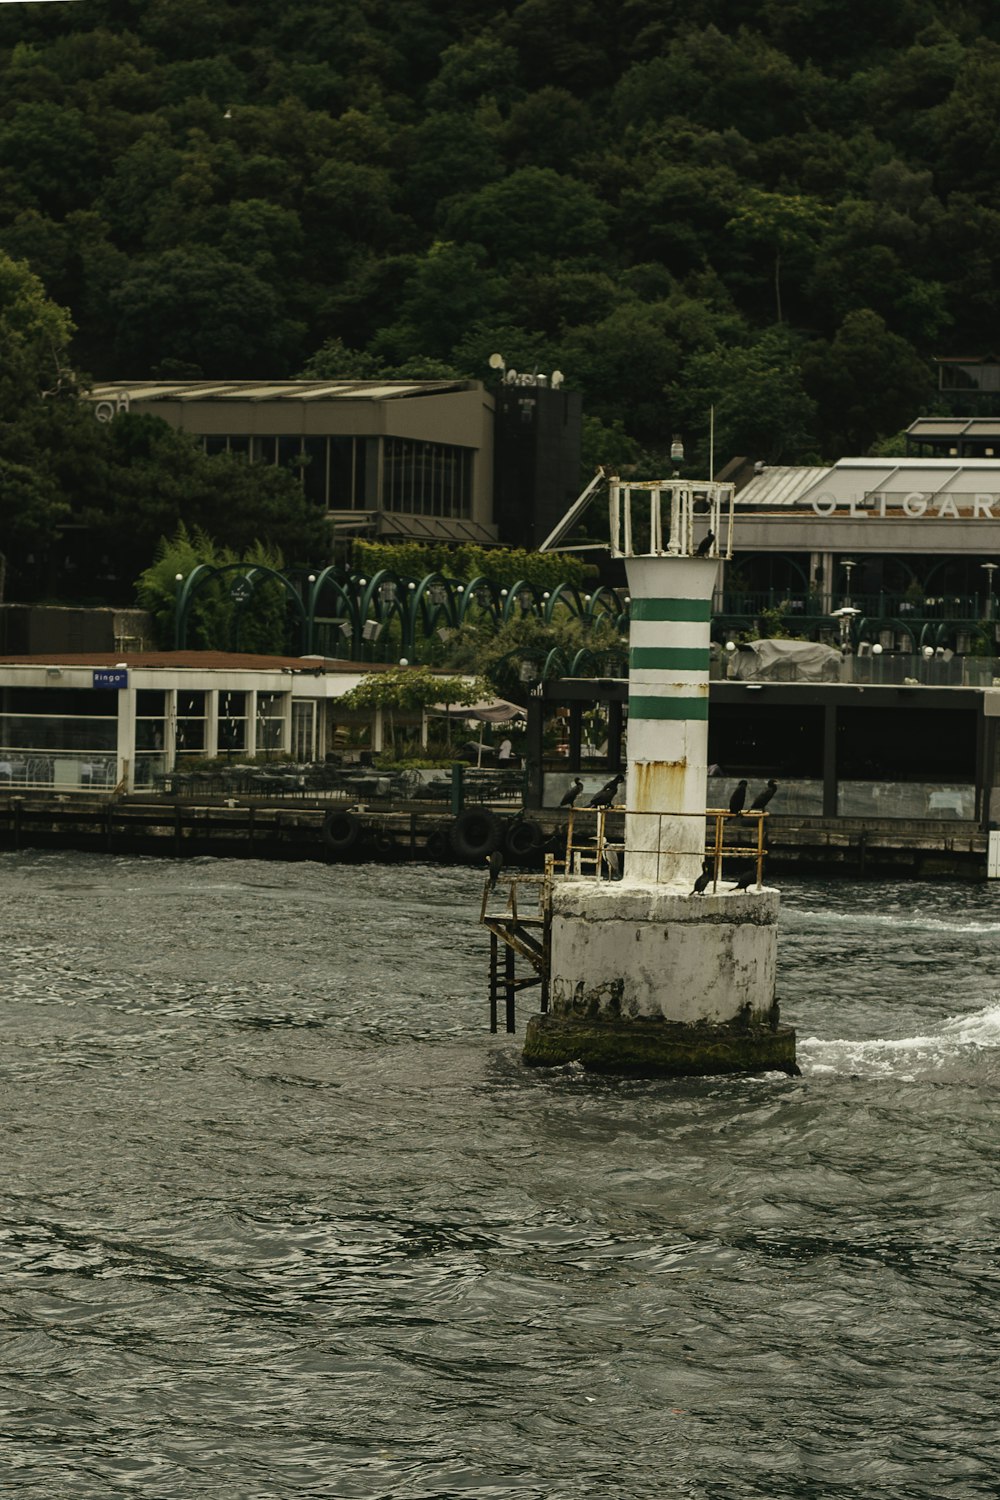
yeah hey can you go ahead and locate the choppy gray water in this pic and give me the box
[1,850,999,1499]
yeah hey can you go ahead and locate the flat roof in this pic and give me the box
[738,455,1000,507]
[907,417,1000,438]
[89,379,478,404]
[0,652,377,671]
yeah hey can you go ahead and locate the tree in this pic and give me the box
[726,189,831,325]
[136,525,299,654]
[338,666,487,755]
[802,309,932,456]
[673,327,819,467]
[0,252,77,583]
[440,166,608,265]
[106,246,306,376]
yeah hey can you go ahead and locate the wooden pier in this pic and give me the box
[0,791,987,878]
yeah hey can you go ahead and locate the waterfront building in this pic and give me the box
[720,447,1000,649]
[0,652,447,794]
[87,376,582,552]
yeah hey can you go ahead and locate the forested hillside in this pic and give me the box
[2,0,999,471]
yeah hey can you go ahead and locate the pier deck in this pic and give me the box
[0,792,987,878]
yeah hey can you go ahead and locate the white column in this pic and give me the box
[116,682,136,792]
[624,555,718,886]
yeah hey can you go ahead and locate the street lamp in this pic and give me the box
[831,605,861,652]
[841,558,856,606]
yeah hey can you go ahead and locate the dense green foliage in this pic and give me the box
[351,540,596,592]
[0,250,328,602]
[136,524,299,654]
[1,2,998,525]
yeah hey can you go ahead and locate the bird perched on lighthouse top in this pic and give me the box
[695,530,715,557]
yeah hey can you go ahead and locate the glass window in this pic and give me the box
[380,438,472,517]
[302,437,327,506]
[0,716,117,751]
[137,690,165,715]
[217,690,248,755]
[0,687,118,716]
[176,690,206,756]
[257,692,286,752]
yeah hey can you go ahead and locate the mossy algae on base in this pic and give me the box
[522,1013,799,1078]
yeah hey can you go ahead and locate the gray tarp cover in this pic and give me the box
[732,639,841,682]
[427,699,527,722]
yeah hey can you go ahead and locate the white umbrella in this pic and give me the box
[427,700,526,766]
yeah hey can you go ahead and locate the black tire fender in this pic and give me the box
[504,819,543,860]
[449,808,502,862]
[322,808,362,854]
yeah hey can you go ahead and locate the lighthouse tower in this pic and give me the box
[523,478,796,1077]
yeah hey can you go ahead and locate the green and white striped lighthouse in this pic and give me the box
[523,475,797,1077]
[625,553,717,885]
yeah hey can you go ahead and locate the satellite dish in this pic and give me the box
[488,353,506,370]
[505,368,518,384]
[551,370,564,389]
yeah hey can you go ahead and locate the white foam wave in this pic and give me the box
[789,908,1000,936]
[799,1002,1000,1079]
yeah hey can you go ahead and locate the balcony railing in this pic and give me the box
[716,592,985,621]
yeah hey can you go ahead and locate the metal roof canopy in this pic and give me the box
[907,416,1000,438]
[738,455,1000,509]
[88,379,474,403]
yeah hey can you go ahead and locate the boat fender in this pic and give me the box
[504,819,543,860]
[322,808,362,854]
[449,808,502,862]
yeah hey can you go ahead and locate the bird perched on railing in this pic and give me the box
[589,773,625,809]
[560,777,584,807]
[487,849,503,891]
[750,779,778,812]
[729,779,748,815]
[695,530,715,556]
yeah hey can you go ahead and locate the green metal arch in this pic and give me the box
[175,561,307,651]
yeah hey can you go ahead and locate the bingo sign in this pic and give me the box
[93,668,128,690]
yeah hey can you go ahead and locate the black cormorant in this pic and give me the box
[750,779,778,812]
[729,780,748,815]
[588,773,625,809]
[560,778,584,807]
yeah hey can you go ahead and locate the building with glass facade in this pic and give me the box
[90,378,496,543]
[0,652,380,794]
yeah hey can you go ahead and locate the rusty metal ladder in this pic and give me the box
[480,859,554,1033]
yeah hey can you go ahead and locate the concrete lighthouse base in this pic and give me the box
[522,882,797,1078]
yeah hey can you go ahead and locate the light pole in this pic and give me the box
[841,558,856,606]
